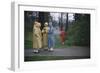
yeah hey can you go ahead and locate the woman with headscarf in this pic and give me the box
[42,22,49,50]
[33,21,42,53]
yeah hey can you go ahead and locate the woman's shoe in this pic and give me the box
[33,49,39,53]
[49,48,54,52]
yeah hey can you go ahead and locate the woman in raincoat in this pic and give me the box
[33,21,42,53]
[42,22,49,50]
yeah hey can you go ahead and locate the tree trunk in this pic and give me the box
[65,13,68,31]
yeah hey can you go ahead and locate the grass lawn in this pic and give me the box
[24,56,90,61]
[25,56,68,61]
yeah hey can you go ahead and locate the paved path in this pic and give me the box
[25,46,90,57]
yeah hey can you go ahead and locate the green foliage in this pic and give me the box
[24,32,33,49]
[54,35,72,48]
[65,36,74,46]
[67,14,90,46]
[24,40,32,49]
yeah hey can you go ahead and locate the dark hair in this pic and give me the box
[35,17,39,22]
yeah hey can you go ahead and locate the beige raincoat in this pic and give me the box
[42,22,49,48]
[33,22,42,49]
